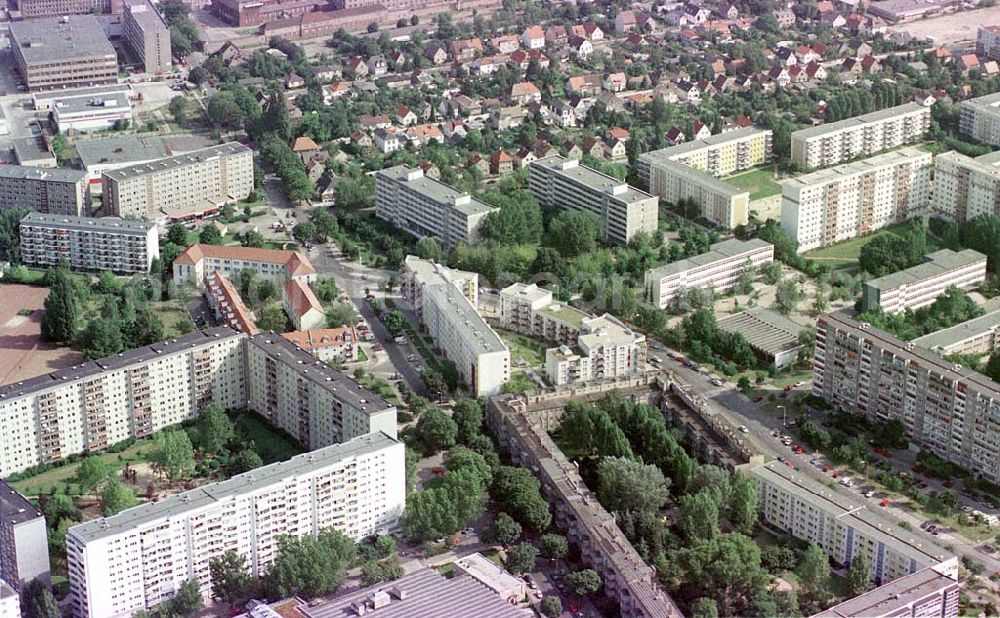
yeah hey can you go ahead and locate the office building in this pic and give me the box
[545,314,646,386]
[9,17,118,91]
[639,127,773,182]
[813,312,1000,483]
[717,307,805,369]
[644,238,774,309]
[283,278,326,331]
[861,249,987,314]
[204,271,258,335]
[814,563,960,618]
[960,91,1000,146]
[13,0,121,18]
[931,150,1000,223]
[499,282,591,345]
[790,103,931,169]
[0,580,19,618]
[375,166,497,250]
[66,432,405,618]
[0,165,90,216]
[642,158,750,228]
[173,244,316,287]
[281,327,358,363]
[913,309,1000,357]
[19,213,159,274]
[780,148,932,252]
[52,92,132,133]
[528,156,658,245]
[103,142,254,221]
[743,459,956,585]
[76,134,217,185]
[123,0,171,74]
[0,481,49,594]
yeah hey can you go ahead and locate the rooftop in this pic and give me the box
[579,313,645,348]
[647,157,750,197]
[453,552,525,596]
[0,164,85,184]
[9,15,116,64]
[102,142,252,181]
[32,84,131,104]
[12,137,55,165]
[174,244,316,278]
[864,248,986,292]
[404,255,478,290]
[425,284,507,355]
[646,238,773,280]
[20,213,155,234]
[284,279,325,319]
[717,306,805,356]
[500,282,552,305]
[531,155,655,205]
[282,327,357,351]
[206,271,257,335]
[790,102,927,141]
[67,432,399,543]
[0,479,44,527]
[125,0,169,33]
[913,308,1000,351]
[813,563,958,618]
[640,126,771,162]
[377,166,496,217]
[962,90,1000,112]
[781,147,931,189]
[53,92,130,115]
[76,135,217,169]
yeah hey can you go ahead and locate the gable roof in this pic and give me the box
[284,279,325,319]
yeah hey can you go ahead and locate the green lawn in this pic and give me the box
[227,410,303,464]
[149,300,191,337]
[724,169,782,201]
[502,371,537,394]
[500,330,546,367]
[12,441,148,497]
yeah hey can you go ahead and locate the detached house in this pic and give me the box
[604,72,627,92]
[570,36,593,60]
[373,129,404,154]
[491,150,514,175]
[551,99,577,127]
[521,25,545,49]
[545,25,568,46]
[451,38,484,61]
[509,81,542,105]
[395,105,418,126]
[491,34,520,54]
[565,74,602,96]
[615,10,638,33]
[426,44,448,65]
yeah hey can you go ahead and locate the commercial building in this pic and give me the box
[52,92,132,133]
[743,459,956,585]
[931,150,1000,223]
[717,307,805,369]
[66,432,405,618]
[0,165,90,216]
[545,314,646,386]
[813,563,960,618]
[19,213,159,274]
[205,271,258,335]
[499,282,591,345]
[375,166,497,250]
[640,158,750,229]
[173,244,316,287]
[913,309,1000,356]
[861,249,987,314]
[123,0,171,74]
[453,552,527,603]
[528,156,658,245]
[9,17,118,91]
[977,25,1000,61]
[813,312,1000,483]
[780,148,932,252]
[790,103,931,170]
[0,481,49,594]
[281,327,358,363]
[0,580,19,618]
[103,142,254,221]
[644,238,774,309]
[960,91,1000,146]
[283,278,326,331]
[639,127,773,181]
[76,135,217,185]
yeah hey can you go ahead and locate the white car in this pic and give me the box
[711,379,723,386]
[739,425,749,433]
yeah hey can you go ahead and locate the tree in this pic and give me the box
[241,230,266,248]
[374,534,396,558]
[149,429,196,481]
[692,598,719,618]
[197,404,235,454]
[421,368,449,401]
[505,542,538,575]
[127,306,165,348]
[760,261,782,285]
[23,581,60,618]
[774,278,803,314]
[491,466,551,532]
[728,472,758,535]
[596,457,670,514]
[293,221,317,245]
[415,237,445,262]
[41,268,78,343]
[257,305,288,332]
[984,351,1000,382]
[547,210,602,257]
[565,569,602,596]
[451,398,483,443]
[210,550,253,606]
[207,92,247,130]
[268,529,356,599]
[325,302,356,328]
[679,489,720,542]
[798,543,831,603]
[229,448,264,475]
[167,223,191,246]
[361,555,404,585]
[539,533,568,560]
[414,407,458,454]
[485,512,522,546]
[540,596,562,618]
[383,309,407,334]
[168,578,204,617]
[200,225,223,245]
[168,95,189,126]
[100,476,137,516]
[41,493,80,529]
[80,297,124,359]
[846,552,872,597]
[75,456,114,491]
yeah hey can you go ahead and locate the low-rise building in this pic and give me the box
[644,238,774,309]
[281,327,358,363]
[453,553,526,603]
[122,0,171,74]
[204,271,257,335]
[0,165,90,216]
[0,481,49,595]
[861,249,987,314]
[960,91,1000,146]
[913,309,1000,357]
[931,150,1000,223]
[545,314,646,386]
[643,158,750,228]
[19,213,159,273]
[717,307,805,369]
[283,279,326,331]
[12,138,57,169]
[9,16,118,91]
[51,92,132,133]
[499,283,590,345]
[173,244,316,287]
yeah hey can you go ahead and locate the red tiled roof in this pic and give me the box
[284,279,324,319]
[283,326,357,351]
[175,244,316,278]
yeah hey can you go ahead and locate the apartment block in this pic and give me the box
[978,25,1000,61]
[960,91,1000,146]
[528,156,658,245]
[913,309,1000,357]
[0,481,49,594]
[643,158,750,228]
[644,238,774,309]
[282,327,358,363]
[545,314,646,386]
[9,17,118,91]
[814,564,960,618]
[499,282,591,346]
[375,166,497,250]
[743,459,956,586]
[861,249,987,314]
[0,165,91,216]
[780,148,932,253]
[66,432,405,618]
[639,127,773,181]
[123,0,171,74]
[0,580,18,618]
[401,254,478,308]
[103,142,254,221]
[931,150,1000,223]
[173,244,316,287]
[19,213,159,274]
[790,103,931,169]
[204,271,258,335]
[813,312,1000,483]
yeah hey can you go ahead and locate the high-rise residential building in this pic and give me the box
[527,156,658,245]
[401,254,479,309]
[9,17,118,91]
[0,165,91,216]
[173,244,316,287]
[960,91,1000,146]
[123,0,171,74]
[66,432,405,618]
[641,158,750,228]
[813,312,1000,483]
[19,213,159,274]
[0,481,49,595]
[375,166,497,250]
[545,314,646,386]
[813,564,960,618]
[780,148,932,252]
[977,25,1000,61]
[931,150,1000,222]
[0,580,19,618]
[644,238,774,309]
[790,103,931,170]
[639,127,773,181]
[861,249,987,314]
[913,309,1000,357]
[75,134,218,185]
[499,282,591,346]
[103,143,254,221]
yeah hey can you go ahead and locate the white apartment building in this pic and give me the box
[643,158,750,228]
[644,238,774,309]
[375,166,497,250]
[0,165,90,216]
[913,309,1000,357]
[638,127,774,181]
[52,92,132,133]
[861,249,987,314]
[66,432,405,618]
[528,156,658,245]
[0,581,18,618]
[978,25,1000,61]
[401,254,479,310]
[931,150,1000,223]
[19,213,159,274]
[123,0,171,75]
[499,282,591,346]
[813,564,960,618]
[103,142,254,221]
[0,481,49,595]
[960,91,1000,147]
[545,314,646,386]
[790,103,931,169]
[780,147,932,252]
[173,244,317,287]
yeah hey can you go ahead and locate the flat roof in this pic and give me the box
[403,255,477,289]
[54,92,130,115]
[76,135,217,169]
[717,306,804,356]
[791,102,928,141]
[536,300,589,329]
[125,0,169,32]
[32,84,131,104]
[531,155,655,204]
[12,137,55,164]
[640,126,771,162]
[0,479,44,527]
[454,552,524,595]
[646,238,773,280]
[579,313,645,348]
[962,91,1000,112]
[813,565,957,618]
[9,15,116,64]
[500,282,551,304]
[647,157,750,197]
[68,432,399,543]
[20,213,154,234]
[103,142,252,181]
[864,248,986,292]
[781,147,930,190]
[377,166,495,217]
[0,164,84,183]
[425,284,507,354]
[913,308,1000,351]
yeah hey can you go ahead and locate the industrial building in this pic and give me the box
[9,16,118,91]
[931,150,1000,223]
[0,165,90,216]
[861,249,987,314]
[19,213,159,274]
[545,314,646,386]
[122,0,171,74]
[0,481,49,595]
[717,307,805,369]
